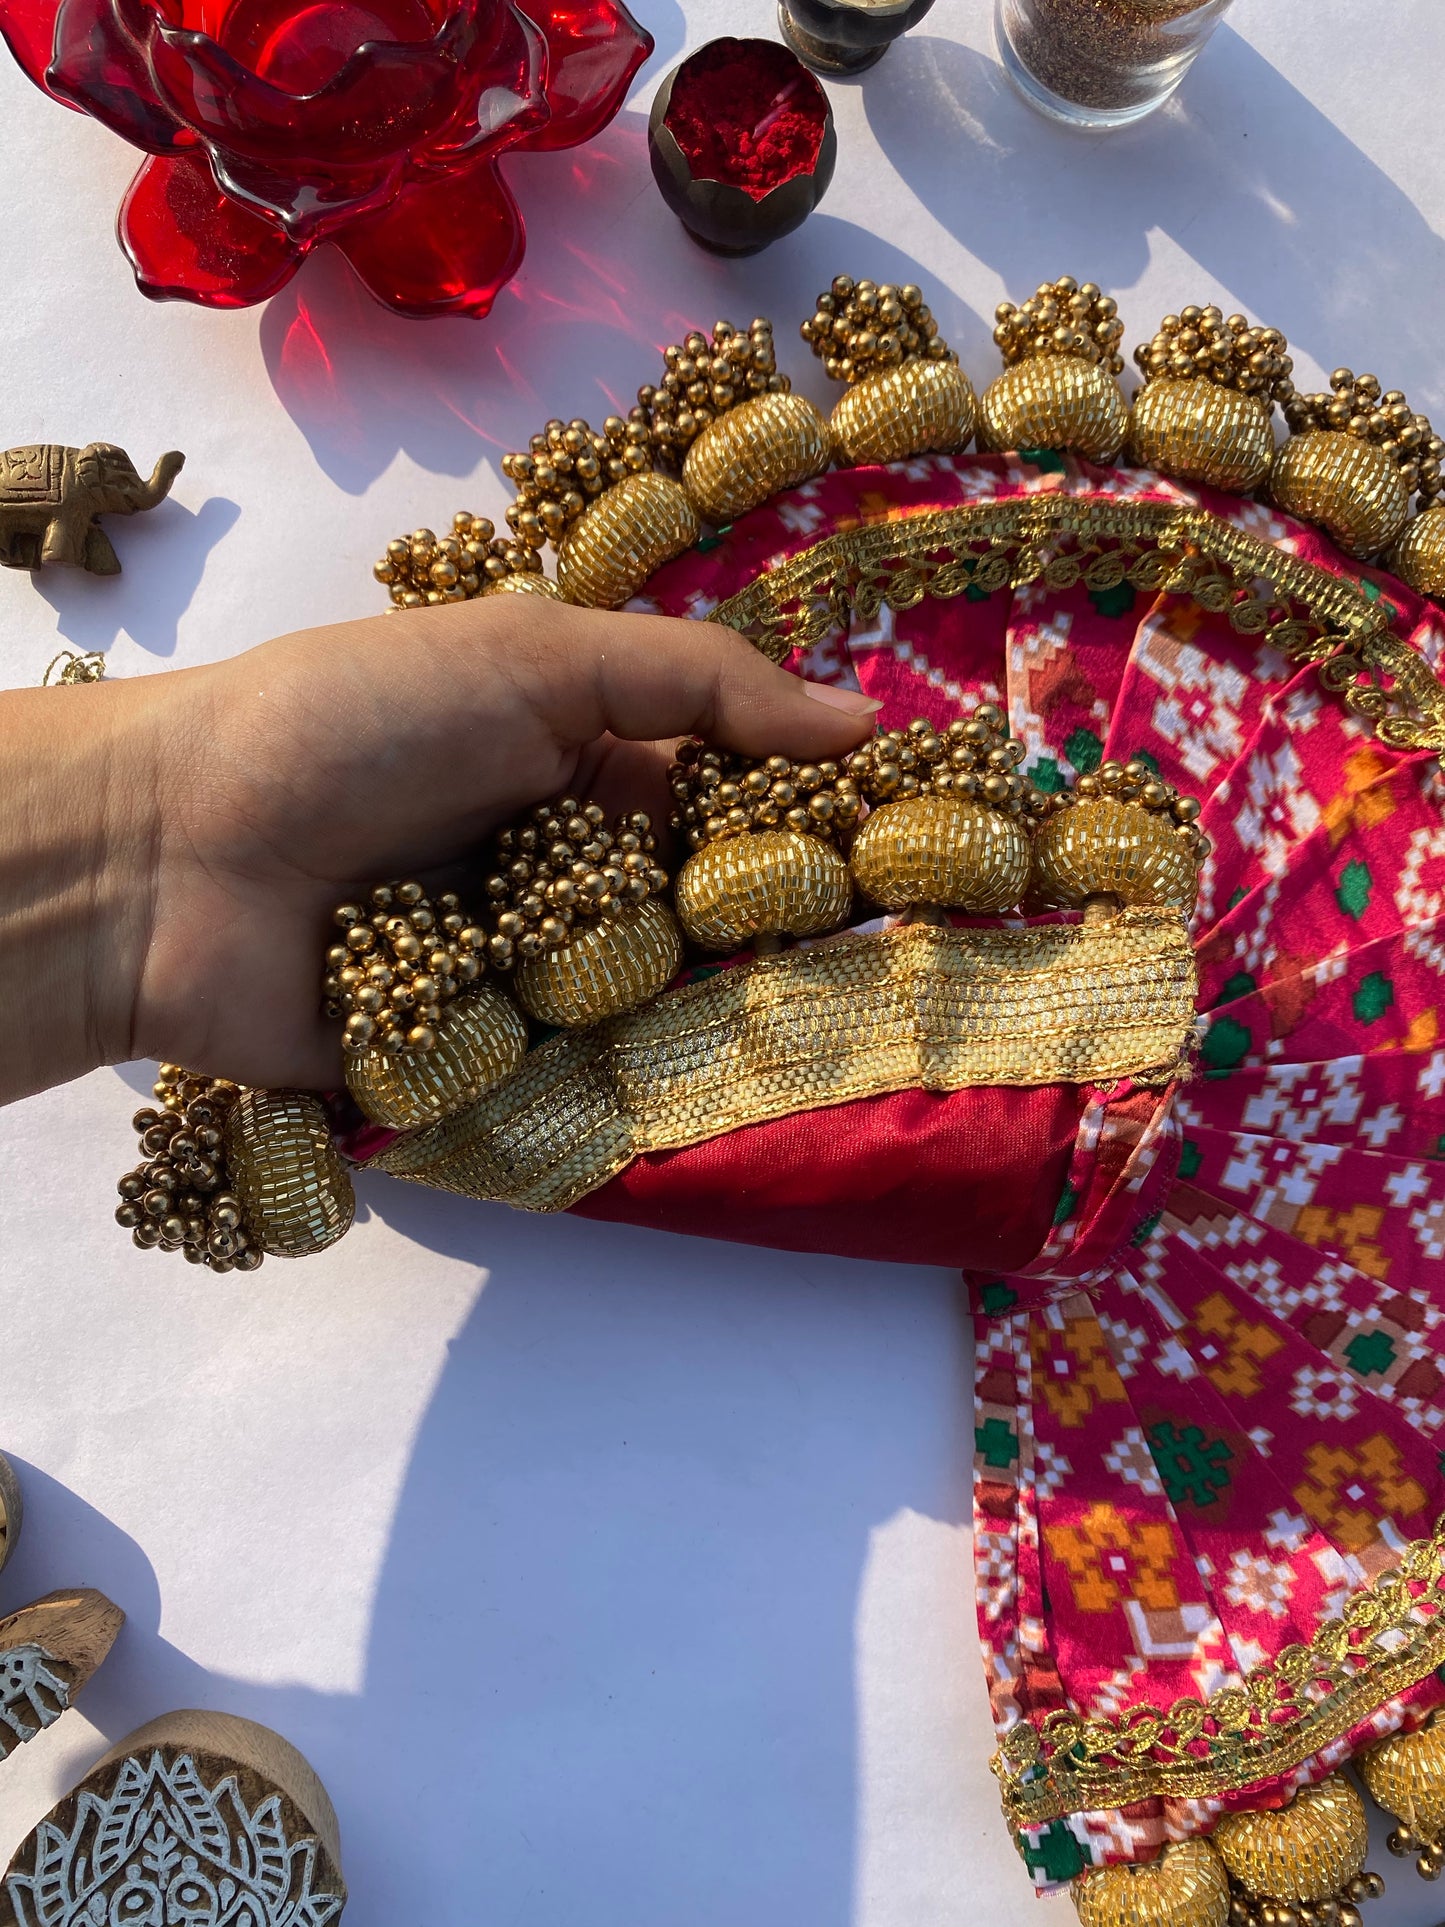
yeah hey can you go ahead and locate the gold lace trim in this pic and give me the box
[366,913,1195,1212]
[710,498,1445,753]
[996,1518,1445,1830]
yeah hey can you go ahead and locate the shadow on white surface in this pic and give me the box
[4,1179,973,1926]
[862,27,1445,396]
[33,496,241,658]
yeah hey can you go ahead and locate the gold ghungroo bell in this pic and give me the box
[115,1067,266,1272]
[1393,502,1445,598]
[803,274,976,466]
[1362,1717,1445,1878]
[1127,308,1293,493]
[845,710,1037,913]
[485,800,681,1025]
[325,881,488,1056]
[373,512,546,608]
[502,416,697,610]
[1072,1840,1231,1927]
[1031,761,1206,914]
[979,277,1128,462]
[1272,369,1443,558]
[669,742,858,949]
[343,983,528,1129]
[1212,1777,1372,1916]
[223,1087,355,1259]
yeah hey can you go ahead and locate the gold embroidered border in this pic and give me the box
[366,913,1196,1212]
[710,498,1445,753]
[996,1520,1445,1830]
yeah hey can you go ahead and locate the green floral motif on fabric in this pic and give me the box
[1130,1210,1163,1247]
[1019,448,1068,474]
[1064,727,1102,774]
[1345,1330,1397,1377]
[1201,1016,1252,1077]
[1148,1419,1234,1507]
[1089,581,1137,620]
[1031,756,1065,794]
[976,1416,1019,1468]
[1353,972,1395,1024]
[1212,971,1256,1009]
[1178,1138,1203,1180]
[979,1280,1020,1316]
[1052,1181,1079,1227]
[1337,859,1372,922]
[1022,1824,1087,1884]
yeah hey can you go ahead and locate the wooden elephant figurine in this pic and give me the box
[0,442,185,574]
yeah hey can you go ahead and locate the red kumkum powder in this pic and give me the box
[664,37,828,200]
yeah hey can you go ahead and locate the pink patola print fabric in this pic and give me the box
[630,451,1445,1884]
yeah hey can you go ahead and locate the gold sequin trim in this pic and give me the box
[995,1518,1445,1831]
[366,912,1195,1212]
[708,498,1445,753]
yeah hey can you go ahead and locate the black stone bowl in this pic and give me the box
[648,40,837,257]
[778,0,935,74]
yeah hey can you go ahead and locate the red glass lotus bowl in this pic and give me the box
[0,0,652,316]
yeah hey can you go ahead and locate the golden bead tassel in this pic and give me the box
[979,357,1128,462]
[830,360,977,467]
[1394,503,1445,598]
[513,897,683,1028]
[555,472,699,609]
[1032,797,1200,912]
[675,830,852,950]
[1127,380,1276,494]
[849,794,1031,912]
[222,1089,355,1258]
[344,983,528,1129]
[682,392,833,524]
[1271,430,1411,558]
[1212,1777,1369,1905]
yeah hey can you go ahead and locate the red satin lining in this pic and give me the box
[571,1084,1085,1268]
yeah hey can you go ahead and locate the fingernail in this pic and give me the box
[801,681,882,715]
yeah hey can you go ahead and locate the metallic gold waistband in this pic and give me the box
[365,912,1197,1213]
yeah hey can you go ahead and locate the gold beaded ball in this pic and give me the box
[640,318,786,470]
[373,511,545,609]
[484,801,670,971]
[1283,370,1445,508]
[223,1087,355,1259]
[1134,307,1294,401]
[1031,760,1208,912]
[116,1065,263,1274]
[502,415,654,555]
[801,275,954,384]
[994,276,1125,373]
[846,710,1038,912]
[668,739,863,850]
[324,882,487,1055]
[1361,1719,1445,1856]
[1072,1840,1231,1927]
[669,740,859,949]
[344,982,529,1130]
[1212,1777,1370,1908]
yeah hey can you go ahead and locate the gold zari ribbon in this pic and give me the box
[996,1518,1445,1832]
[367,912,1197,1212]
[710,497,1445,753]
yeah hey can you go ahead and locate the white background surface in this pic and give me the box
[3,1,1445,1921]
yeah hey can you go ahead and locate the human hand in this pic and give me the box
[0,597,879,1105]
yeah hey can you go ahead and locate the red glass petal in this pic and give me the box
[331,152,522,317]
[0,0,67,91]
[516,0,650,152]
[119,149,302,304]
[47,0,185,146]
